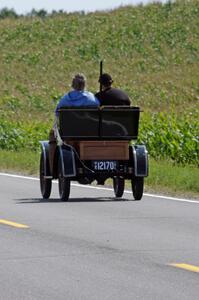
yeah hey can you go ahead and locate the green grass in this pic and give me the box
[0,150,40,175]
[0,110,198,165]
[0,150,198,199]
[144,158,199,198]
[0,0,198,118]
[0,0,199,164]
[0,1,198,195]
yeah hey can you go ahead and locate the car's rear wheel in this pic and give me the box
[40,152,52,199]
[131,177,144,200]
[113,176,125,198]
[58,156,70,201]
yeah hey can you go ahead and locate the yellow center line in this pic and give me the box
[170,263,199,273]
[0,219,29,229]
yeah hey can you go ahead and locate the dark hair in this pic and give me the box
[98,73,113,86]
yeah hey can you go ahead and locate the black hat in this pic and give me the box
[99,73,113,85]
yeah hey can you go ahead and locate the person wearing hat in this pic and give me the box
[55,73,99,116]
[95,73,131,106]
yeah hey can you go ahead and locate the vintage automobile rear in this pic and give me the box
[40,106,148,201]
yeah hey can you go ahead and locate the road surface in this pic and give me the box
[0,173,199,300]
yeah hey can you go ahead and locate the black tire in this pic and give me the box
[40,152,52,199]
[113,176,125,198]
[58,157,70,201]
[131,177,144,200]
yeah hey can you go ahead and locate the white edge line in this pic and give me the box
[0,172,198,204]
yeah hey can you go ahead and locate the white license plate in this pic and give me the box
[93,161,117,171]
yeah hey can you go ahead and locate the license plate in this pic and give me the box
[92,161,117,171]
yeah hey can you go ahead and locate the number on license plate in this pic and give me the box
[93,161,117,170]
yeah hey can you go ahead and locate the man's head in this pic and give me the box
[98,73,113,88]
[72,73,86,91]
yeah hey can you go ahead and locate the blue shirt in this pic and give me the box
[55,90,99,116]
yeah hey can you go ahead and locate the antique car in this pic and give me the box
[39,106,148,201]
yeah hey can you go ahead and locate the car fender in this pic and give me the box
[58,144,77,177]
[40,141,52,177]
[130,145,148,177]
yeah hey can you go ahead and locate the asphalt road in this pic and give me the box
[0,173,199,300]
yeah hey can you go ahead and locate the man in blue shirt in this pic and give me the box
[49,73,99,174]
[55,73,99,116]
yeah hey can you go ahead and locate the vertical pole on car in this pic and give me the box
[99,60,103,138]
[100,60,103,92]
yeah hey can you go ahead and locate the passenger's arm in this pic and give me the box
[55,95,67,116]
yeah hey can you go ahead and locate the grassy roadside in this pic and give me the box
[0,150,40,175]
[0,1,198,196]
[144,159,199,199]
[0,150,198,199]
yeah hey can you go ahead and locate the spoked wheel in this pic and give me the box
[40,152,52,199]
[113,176,125,198]
[58,157,70,201]
[131,177,144,201]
